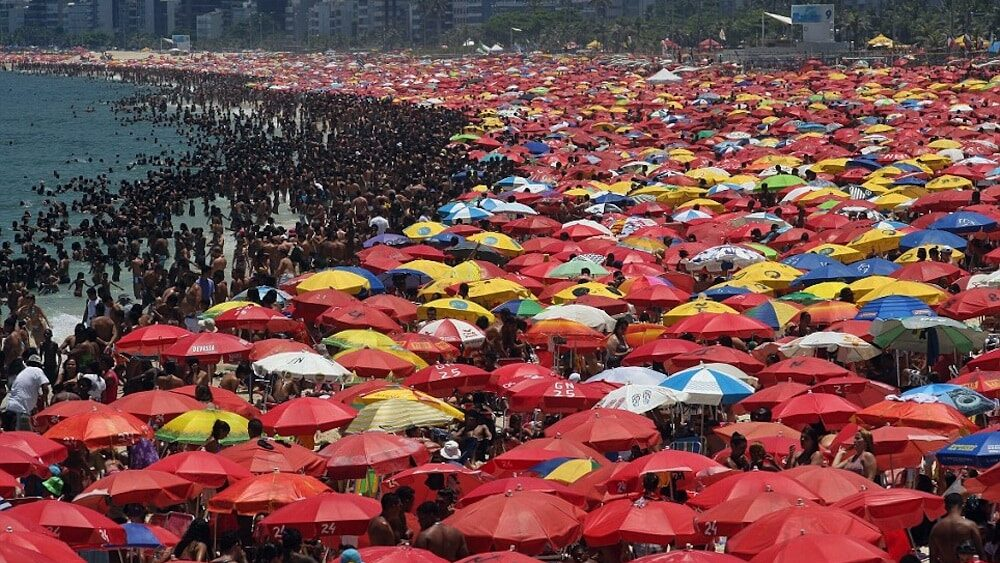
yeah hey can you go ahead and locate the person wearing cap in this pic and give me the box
[1,353,49,431]
[438,440,463,467]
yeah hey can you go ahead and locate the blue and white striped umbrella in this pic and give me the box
[659,365,754,406]
[444,206,494,224]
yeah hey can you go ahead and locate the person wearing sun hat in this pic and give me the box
[41,465,64,499]
[1,353,49,431]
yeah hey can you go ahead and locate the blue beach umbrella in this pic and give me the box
[936,431,1000,468]
[334,266,385,294]
[792,263,862,286]
[782,253,838,271]
[660,365,754,406]
[928,211,998,234]
[855,296,936,321]
[118,523,176,548]
[901,384,997,417]
[899,229,968,250]
[849,258,900,277]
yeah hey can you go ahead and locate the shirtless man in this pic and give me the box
[155,362,184,390]
[367,493,404,546]
[930,493,984,563]
[413,501,468,561]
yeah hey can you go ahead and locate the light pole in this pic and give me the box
[510,26,521,52]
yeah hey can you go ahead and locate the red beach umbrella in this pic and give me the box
[161,332,252,363]
[258,397,357,435]
[748,533,892,563]
[207,473,331,515]
[148,451,252,488]
[8,500,126,547]
[290,289,360,323]
[257,492,381,539]
[937,287,1000,320]
[74,469,203,510]
[737,381,809,413]
[457,553,539,563]
[756,356,853,386]
[508,380,611,413]
[854,399,977,437]
[220,439,327,477]
[336,348,417,378]
[32,401,117,433]
[115,325,192,356]
[771,392,862,430]
[318,303,402,333]
[0,530,83,563]
[459,476,587,508]
[318,431,430,479]
[0,432,66,465]
[809,375,896,408]
[171,385,261,418]
[631,551,744,562]
[391,333,459,359]
[358,546,447,563]
[726,505,883,558]
[583,498,698,547]
[248,338,316,361]
[44,410,153,451]
[110,390,203,423]
[403,363,491,395]
[363,294,419,323]
[687,471,822,510]
[693,493,820,536]
[544,409,660,451]
[667,313,773,340]
[833,488,946,531]
[623,338,703,366]
[0,542,67,563]
[783,465,880,504]
[670,346,764,374]
[443,491,585,555]
[0,445,49,477]
[214,305,302,333]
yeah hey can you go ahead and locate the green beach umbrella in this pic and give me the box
[780,291,825,304]
[872,316,986,356]
[757,174,806,192]
[547,259,610,279]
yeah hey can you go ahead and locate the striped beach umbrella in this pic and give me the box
[659,365,754,406]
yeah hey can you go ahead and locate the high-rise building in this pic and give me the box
[195,5,221,37]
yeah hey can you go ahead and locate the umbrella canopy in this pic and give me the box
[359,546,448,563]
[783,465,880,504]
[219,440,326,477]
[403,363,491,395]
[693,493,820,537]
[459,476,587,508]
[253,351,351,382]
[44,410,153,451]
[727,505,883,559]
[779,331,880,363]
[7,500,126,548]
[509,380,611,413]
[660,365,755,405]
[543,409,661,451]
[334,347,419,379]
[115,325,192,356]
[0,432,66,465]
[258,397,357,435]
[583,498,697,547]
[771,392,862,430]
[110,390,203,424]
[834,488,945,531]
[319,432,430,479]
[688,471,822,510]
[214,305,302,333]
[737,382,809,412]
[74,469,202,510]
[160,332,252,363]
[115,523,180,549]
[748,533,892,563]
[900,383,997,417]
[346,398,458,433]
[443,491,585,555]
[755,357,852,386]
[855,295,935,321]
[595,384,689,413]
[156,408,249,446]
[148,451,252,488]
[207,472,331,515]
[257,492,381,539]
[854,399,978,436]
[936,431,1000,468]
[872,316,985,357]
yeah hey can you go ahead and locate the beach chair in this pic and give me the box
[669,436,703,454]
[148,511,195,539]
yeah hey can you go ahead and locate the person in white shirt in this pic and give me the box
[2,355,50,431]
[79,372,107,402]
[369,215,390,235]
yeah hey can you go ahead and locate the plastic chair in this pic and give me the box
[669,436,703,454]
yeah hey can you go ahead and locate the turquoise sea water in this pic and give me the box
[0,71,188,338]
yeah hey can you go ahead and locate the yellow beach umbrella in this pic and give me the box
[848,228,904,254]
[156,408,249,446]
[297,270,370,295]
[808,244,866,263]
[345,399,456,433]
[925,175,973,191]
[807,282,850,300]
[403,221,446,240]
[856,280,947,305]
[895,245,965,264]
[542,459,602,484]
[463,278,533,308]
[848,276,895,300]
[552,282,624,304]
[323,329,398,350]
[927,139,962,149]
[359,388,465,419]
[676,198,725,212]
[418,298,495,324]
[399,260,453,280]
[872,192,915,210]
[707,280,774,295]
[466,232,524,256]
[663,299,738,325]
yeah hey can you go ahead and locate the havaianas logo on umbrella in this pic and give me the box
[449,300,469,309]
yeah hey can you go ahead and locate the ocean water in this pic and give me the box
[0,71,188,340]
